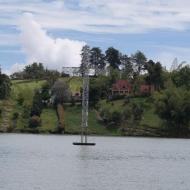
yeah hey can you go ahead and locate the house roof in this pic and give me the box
[112,80,132,91]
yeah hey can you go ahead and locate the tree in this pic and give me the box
[45,69,60,86]
[30,90,43,117]
[120,54,134,80]
[122,102,143,128]
[131,51,147,75]
[154,87,190,137]
[89,76,110,106]
[0,71,11,99]
[171,65,190,90]
[24,62,45,80]
[145,60,164,90]
[41,82,51,106]
[51,80,71,104]
[90,47,105,76]
[105,47,121,69]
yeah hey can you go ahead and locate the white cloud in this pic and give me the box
[3,63,26,75]
[1,0,190,33]
[18,13,85,71]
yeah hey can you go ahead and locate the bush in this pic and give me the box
[111,111,122,124]
[109,94,125,101]
[154,87,190,137]
[122,103,144,128]
[22,103,31,119]
[17,93,24,105]
[30,90,43,117]
[100,108,122,127]
[29,115,41,128]
[12,112,19,120]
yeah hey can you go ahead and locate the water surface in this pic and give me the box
[0,134,190,190]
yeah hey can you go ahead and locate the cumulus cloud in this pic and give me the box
[18,13,85,71]
[3,63,26,75]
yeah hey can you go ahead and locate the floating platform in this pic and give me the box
[73,142,96,146]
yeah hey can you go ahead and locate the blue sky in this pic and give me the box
[0,0,190,74]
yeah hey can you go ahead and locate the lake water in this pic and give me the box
[0,134,190,190]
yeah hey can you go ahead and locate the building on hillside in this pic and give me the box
[140,84,154,95]
[111,80,154,96]
[111,80,132,96]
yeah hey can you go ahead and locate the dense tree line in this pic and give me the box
[11,62,61,82]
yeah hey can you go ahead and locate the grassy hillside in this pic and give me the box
[0,78,163,136]
[99,97,161,128]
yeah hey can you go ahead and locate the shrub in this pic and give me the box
[17,93,24,105]
[29,115,41,128]
[154,87,190,137]
[100,108,122,127]
[111,111,122,125]
[12,112,19,120]
[22,103,31,119]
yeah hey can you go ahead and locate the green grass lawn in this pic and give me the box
[40,108,57,133]
[64,105,117,135]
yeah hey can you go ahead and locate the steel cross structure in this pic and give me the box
[81,45,91,143]
[73,45,95,146]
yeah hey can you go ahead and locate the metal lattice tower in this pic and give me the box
[170,58,178,72]
[81,45,91,143]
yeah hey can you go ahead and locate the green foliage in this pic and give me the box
[17,92,24,105]
[145,60,164,90]
[24,62,45,80]
[100,108,122,127]
[154,87,190,136]
[121,55,134,80]
[90,47,105,75]
[122,102,144,128]
[29,115,41,128]
[12,112,19,120]
[109,68,120,84]
[11,62,60,82]
[89,76,110,106]
[131,51,147,75]
[31,90,43,117]
[105,47,121,69]
[40,108,57,132]
[171,65,190,90]
[41,82,51,104]
[0,72,11,99]
[45,70,60,86]
[22,103,31,119]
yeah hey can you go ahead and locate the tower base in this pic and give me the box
[73,142,96,146]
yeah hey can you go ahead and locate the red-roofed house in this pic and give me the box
[111,80,132,96]
[111,80,154,96]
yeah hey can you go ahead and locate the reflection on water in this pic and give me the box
[0,134,190,190]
